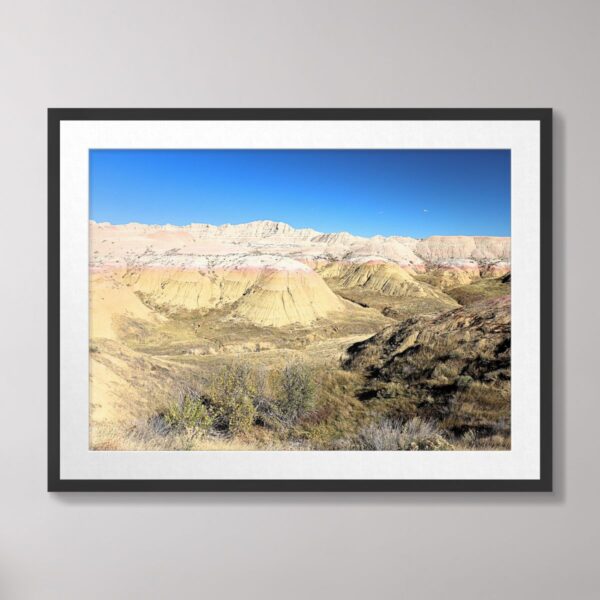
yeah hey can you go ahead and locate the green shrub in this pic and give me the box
[207,363,258,435]
[163,389,213,436]
[204,360,317,433]
[456,375,474,389]
[276,361,316,425]
[157,361,319,440]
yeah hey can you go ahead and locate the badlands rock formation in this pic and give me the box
[343,296,511,437]
[90,220,510,331]
[318,257,450,301]
[413,236,511,261]
[345,295,511,376]
[120,255,346,327]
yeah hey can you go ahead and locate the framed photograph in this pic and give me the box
[48,108,552,491]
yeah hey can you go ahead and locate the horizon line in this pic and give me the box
[89,218,511,240]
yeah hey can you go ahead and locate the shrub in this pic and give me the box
[163,388,213,437]
[276,361,316,425]
[204,360,317,432]
[154,361,318,440]
[359,417,452,451]
[252,369,282,427]
[456,375,474,389]
[207,363,257,435]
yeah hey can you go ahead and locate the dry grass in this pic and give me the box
[90,358,365,451]
[333,287,458,321]
[358,418,454,451]
[446,276,510,306]
[90,421,301,451]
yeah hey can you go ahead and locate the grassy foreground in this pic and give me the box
[91,350,509,452]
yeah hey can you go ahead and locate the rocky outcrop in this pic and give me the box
[414,236,510,261]
[345,295,511,384]
[343,296,511,438]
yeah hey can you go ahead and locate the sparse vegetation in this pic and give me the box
[103,360,323,449]
[163,387,213,436]
[359,418,453,451]
[276,361,316,425]
[446,276,510,306]
[207,363,258,434]
[344,297,511,449]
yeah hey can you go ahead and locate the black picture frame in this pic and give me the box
[48,108,553,492]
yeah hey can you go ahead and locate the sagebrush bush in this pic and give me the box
[203,360,317,433]
[359,417,452,451]
[207,363,258,435]
[276,361,316,425]
[163,388,213,436]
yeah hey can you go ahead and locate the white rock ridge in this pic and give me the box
[91,219,510,267]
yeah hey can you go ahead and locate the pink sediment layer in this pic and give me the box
[437,265,481,272]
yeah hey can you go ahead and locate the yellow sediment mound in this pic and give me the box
[321,261,448,300]
[90,273,157,340]
[103,259,347,327]
[233,268,345,326]
[89,342,179,425]
[123,268,221,310]
[90,354,140,423]
[424,267,480,290]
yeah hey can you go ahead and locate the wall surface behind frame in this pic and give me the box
[0,1,597,598]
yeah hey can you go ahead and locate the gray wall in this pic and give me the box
[1,1,597,598]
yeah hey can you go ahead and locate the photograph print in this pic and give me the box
[89,148,512,452]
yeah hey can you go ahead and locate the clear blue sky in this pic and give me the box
[89,149,510,237]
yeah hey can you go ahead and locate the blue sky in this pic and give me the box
[89,149,510,237]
